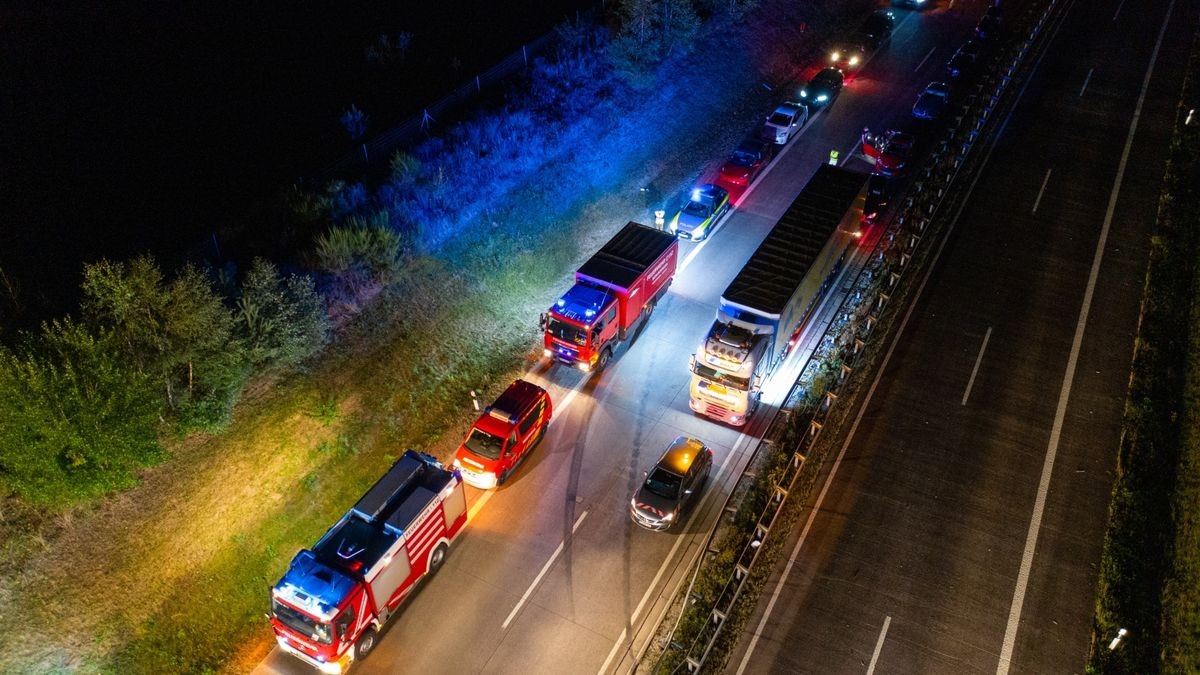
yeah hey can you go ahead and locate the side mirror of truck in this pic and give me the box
[688,354,696,370]
[753,374,763,389]
[538,313,548,331]
[591,329,600,343]
[643,470,649,478]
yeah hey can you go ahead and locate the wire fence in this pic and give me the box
[650,0,1066,671]
[309,29,560,183]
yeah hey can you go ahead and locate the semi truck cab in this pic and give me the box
[689,319,767,426]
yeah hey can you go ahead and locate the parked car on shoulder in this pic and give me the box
[669,184,731,241]
[862,128,916,176]
[798,67,845,108]
[453,379,552,489]
[828,35,872,70]
[958,38,983,61]
[912,81,952,120]
[976,14,1002,40]
[857,9,896,49]
[629,436,713,531]
[945,51,974,80]
[761,101,809,144]
[718,139,774,191]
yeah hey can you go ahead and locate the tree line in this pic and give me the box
[0,257,329,505]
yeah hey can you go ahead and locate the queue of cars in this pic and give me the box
[489,2,995,527]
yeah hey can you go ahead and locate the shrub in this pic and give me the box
[0,320,164,506]
[237,259,328,370]
[81,256,249,431]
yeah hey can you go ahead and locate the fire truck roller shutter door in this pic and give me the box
[443,481,467,529]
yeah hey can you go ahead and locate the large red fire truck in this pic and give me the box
[269,450,468,673]
[541,221,678,372]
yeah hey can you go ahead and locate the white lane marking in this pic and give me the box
[915,46,936,72]
[1079,67,1094,96]
[866,615,892,675]
[841,138,864,166]
[1031,169,1052,214]
[962,326,993,405]
[996,1,1175,672]
[597,430,756,674]
[1113,0,1126,21]
[468,376,587,522]
[501,509,589,629]
[948,0,956,9]
[736,7,1047,664]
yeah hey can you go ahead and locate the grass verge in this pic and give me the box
[1087,28,1200,675]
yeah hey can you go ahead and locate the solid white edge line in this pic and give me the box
[995,1,1175,672]
[1112,0,1126,21]
[962,326,994,406]
[1031,168,1052,214]
[865,615,892,675]
[1079,67,1094,97]
[501,509,589,630]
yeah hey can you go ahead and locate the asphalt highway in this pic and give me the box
[254,2,999,673]
[728,0,1195,673]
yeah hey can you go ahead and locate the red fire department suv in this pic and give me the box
[453,379,552,489]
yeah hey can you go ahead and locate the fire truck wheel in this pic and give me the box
[597,348,612,371]
[355,628,378,660]
[429,543,449,574]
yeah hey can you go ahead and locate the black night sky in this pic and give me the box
[1,1,591,326]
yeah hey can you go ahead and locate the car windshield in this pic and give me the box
[464,428,505,460]
[815,73,839,87]
[546,317,587,346]
[273,598,333,645]
[682,200,711,217]
[730,150,757,166]
[693,363,751,390]
[644,467,682,499]
[768,112,793,126]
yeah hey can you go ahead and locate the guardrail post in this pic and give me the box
[809,420,823,436]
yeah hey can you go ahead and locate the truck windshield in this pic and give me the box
[272,598,333,645]
[464,428,505,460]
[693,363,751,391]
[547,318,588,346]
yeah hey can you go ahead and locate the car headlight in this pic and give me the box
[817,94,828,102]
[830,51,840,61]
[849,56,860,66]
[662,511,675,522]
[800,88,808,97]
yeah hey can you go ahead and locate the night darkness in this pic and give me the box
[1,1,590,327]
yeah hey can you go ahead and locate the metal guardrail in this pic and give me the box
[650,1,1065,671]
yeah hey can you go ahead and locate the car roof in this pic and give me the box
[736,138,769,153]
[814,67,844,83]
[696,183,727,198]
[772,102,802,115]
[657,436,707,475]
[474,379,546,434]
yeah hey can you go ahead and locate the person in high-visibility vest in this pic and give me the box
[828,149,840,165]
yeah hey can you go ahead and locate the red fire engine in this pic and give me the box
[269,450,468,673]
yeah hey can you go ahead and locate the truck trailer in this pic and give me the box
[270,450,468,673]
[689,164,868,426]
[543,221,678,372]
